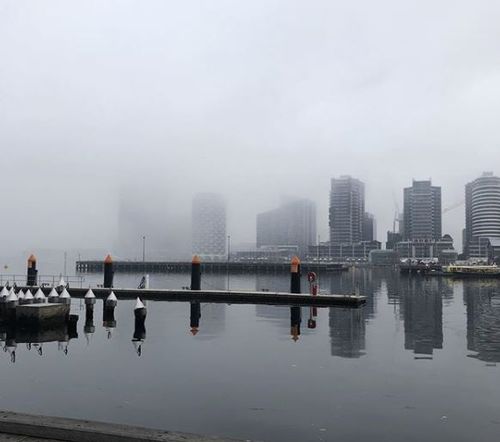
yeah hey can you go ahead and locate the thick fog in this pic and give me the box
[1,0,499,268]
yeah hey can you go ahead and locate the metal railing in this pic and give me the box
[0,274,85,288]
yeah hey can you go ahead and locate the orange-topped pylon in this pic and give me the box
[103,254,114,288]
[291,256,300,273]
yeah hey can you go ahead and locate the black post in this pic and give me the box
[68,315,79,340]
[290,306,302,342]
[84,305,95,335]
[290,256,302,342]
[103,304,117,330]
[191,255,201,290]
[134,317,146,341]
[27,254,38,287]
[190,302,201,335]
[290,256,301,294]
[103,254,114,288]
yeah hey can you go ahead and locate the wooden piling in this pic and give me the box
[191,255,201,290]
[26,254,38,287]
[290,256,301,294]
[103,255,114,288]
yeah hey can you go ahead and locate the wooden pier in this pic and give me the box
[11,286,366,307]
[75,260,349,274]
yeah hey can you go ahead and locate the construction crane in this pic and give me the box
[443,201,464,214]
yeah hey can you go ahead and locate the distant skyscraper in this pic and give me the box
[192,193,226,258]
[362,212,376,242]
[465,172,500,257]
[403,180,442,241]
[329,176,365,244]
[256,198,316,257]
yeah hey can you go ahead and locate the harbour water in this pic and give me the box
[1,268,499,442]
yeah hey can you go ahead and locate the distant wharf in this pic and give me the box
[75,260,349,274]
[11,286,366,307]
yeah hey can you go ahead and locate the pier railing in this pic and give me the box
[0,274,85,288]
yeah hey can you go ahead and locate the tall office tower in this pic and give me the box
[329,176,365,244]
[403,180,442,241]
[362,212,376,242]
[464,172,500,257]
[192,193,226,258]
[256,198,317,257]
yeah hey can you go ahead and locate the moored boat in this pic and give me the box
[445,264,500,278]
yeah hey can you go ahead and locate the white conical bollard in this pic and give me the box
[48,288,59,303]
[134,297,145,310]
[17,289,25,305]
[58,276,66,288]
[6,290,18,309]
[24,289,34,304]
[34,288,46,303]
[105,291,117,307]
[134,297,147,319]
[0,286,9,303]
[84,288,96,305]
[59,288,71,305]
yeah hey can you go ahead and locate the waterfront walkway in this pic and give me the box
[0,435,59,441]
[0,411,241,442]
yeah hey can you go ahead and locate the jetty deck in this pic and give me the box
[11,286,365,307]
[76,260,348,274]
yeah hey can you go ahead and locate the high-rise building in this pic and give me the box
[362,212,376,242]
[403,180,442,241]
[465,172,500,258]
[192,193,226,259]
[329,176,365,244]
[256,198,316,258]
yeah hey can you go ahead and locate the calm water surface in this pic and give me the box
[1,268,500,442]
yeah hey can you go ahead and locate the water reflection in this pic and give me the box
[1,271,499,366]
[103,302,117,339]
[132,317,146,357]
[399,278,443,357]
[329,307,366,358]
[189,302,201,336]
[0,318,79,363]
[290,306,301,342]
[464,281,500,363]
[84,304,96,343]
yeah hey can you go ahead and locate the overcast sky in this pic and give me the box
[1,0,499,260]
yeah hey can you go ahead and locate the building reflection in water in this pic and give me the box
[326,268,380,358]
[398,277,444,357]
[464,281,500,363]
[329,307,366,358]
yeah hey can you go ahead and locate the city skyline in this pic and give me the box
[107,171,496,260]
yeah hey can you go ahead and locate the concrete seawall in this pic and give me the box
[0,411,243,442]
